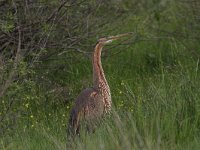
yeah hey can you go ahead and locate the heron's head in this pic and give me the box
[98,38,113,45]
[98,33,132,45]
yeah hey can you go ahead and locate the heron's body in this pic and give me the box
[68,33,130,135]
[68,88,105,134]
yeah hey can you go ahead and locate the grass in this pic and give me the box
[1,41,200,149]
[2,103,200,150]
[1,1,200,149]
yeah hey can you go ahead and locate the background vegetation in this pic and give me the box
[0,0,200,149]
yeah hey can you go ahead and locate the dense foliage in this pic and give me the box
[0,0,200,149]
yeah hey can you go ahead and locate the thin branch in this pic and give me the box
[0,26,21,98]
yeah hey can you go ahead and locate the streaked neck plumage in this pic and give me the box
[92,43,109,89]
[92,42,111,113]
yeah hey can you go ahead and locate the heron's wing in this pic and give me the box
[68,88,99,135]
[74,88,98,109]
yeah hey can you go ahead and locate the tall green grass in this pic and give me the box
[1,1,200,149]
[1,40,200,149]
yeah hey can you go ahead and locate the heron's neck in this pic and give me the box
[92,43,109,90]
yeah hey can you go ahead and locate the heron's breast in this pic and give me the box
[98,83,112,113]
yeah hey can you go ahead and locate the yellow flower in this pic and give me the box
[31,124,34,128]
[25,103,29,108]
[30,115,34,118]
[62,114,65,117]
